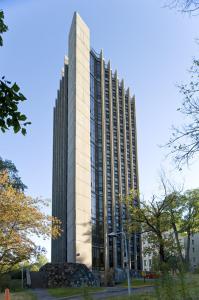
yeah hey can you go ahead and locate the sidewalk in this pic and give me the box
[32,286,154,300]
[32,289,57,300]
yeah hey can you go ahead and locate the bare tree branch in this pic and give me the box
[164,59,199,169]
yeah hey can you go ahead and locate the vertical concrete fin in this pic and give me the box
[67,12,91,267]
[100,48,109,276]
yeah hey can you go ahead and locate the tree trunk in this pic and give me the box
[159,242,166,270]
[172,222,184,264]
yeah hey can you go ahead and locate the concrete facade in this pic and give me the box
[52,12,141,272]
[67,13,91,267]
[142,232,199,272]
[184,233,199,271]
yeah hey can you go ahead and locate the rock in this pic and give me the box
[38,262,98,288]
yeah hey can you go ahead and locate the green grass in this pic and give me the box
[107,294,155,300]
[108,274,199,300]
[47,274,199,300]
[0,290,36,300]
[119,278,155,288]
[48,287,104,298]
[106,294,155,300]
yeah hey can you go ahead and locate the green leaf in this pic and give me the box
[14,124,21,133]
[12,83,20,93]
[19,114,27,121]
[21,128,26,135]
[18,93,26,101]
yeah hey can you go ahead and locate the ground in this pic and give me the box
[0,291,36,300]
[0,274,198,300]
[48,287,104,298]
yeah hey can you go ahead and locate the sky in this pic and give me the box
[1,0,199,260]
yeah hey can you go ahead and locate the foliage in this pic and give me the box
[28,254,48,271]
[0,78,31,135]
[166,59,199,168]
[125,190,173,267]
[0,10,8,46]
[0,274,21,293]
[9,253,49,272]
[193,264,199,273]
[124,178,199,271]
[106,274,199,299]
[180,189,199,267]
[0,171,62,274]
[0,273,11,292]
[0,10,31,135]
[0,157,26,191]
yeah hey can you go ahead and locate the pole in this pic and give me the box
[122,232,131,296]
[108,231,132,295]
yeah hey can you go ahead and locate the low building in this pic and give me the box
[184,233,199,271]
[142,237,153,272]
[141,232,199,272]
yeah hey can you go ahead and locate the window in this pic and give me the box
[90,55,95,75]
[90,76,95,95]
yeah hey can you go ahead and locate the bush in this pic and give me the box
[10,279,21,292]
[0,274,11,292]
[0,274,22,292]
[10,270,22,279]
[193,265,199,274]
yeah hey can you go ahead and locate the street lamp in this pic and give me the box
[19,262,24,289]
[108,231,131,296]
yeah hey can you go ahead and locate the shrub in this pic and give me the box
[0,274,11,292]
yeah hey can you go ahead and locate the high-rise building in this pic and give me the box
[52,12,142,273]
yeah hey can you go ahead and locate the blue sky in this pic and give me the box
[1,0,199,259]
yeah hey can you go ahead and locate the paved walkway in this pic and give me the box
[31,286,154,300]
[31,289,57,300]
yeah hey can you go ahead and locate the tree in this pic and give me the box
[0,10,8,46]
[0,157,26,191]
[166,59,199,169]
[125,190,172,268]
[126,182,199,271]
[167,0,199,12]
[28,253,48,271]
[160,174,185,264]
[180,189,199,268]
[163,192,185,264]
[0,171,62,274]
[0,10,31,135]
[158,179,199,269]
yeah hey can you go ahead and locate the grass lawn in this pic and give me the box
[119,278,155,288]
[48,287,104,298]
[108,274,199,300]
[106,294,155,300]
[0,291,36,300]
[47,274,199,299]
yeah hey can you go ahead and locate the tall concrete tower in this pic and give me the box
[52,12,142,273]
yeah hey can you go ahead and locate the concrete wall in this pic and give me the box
[67,12,91,267]
[184,233,199,270]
